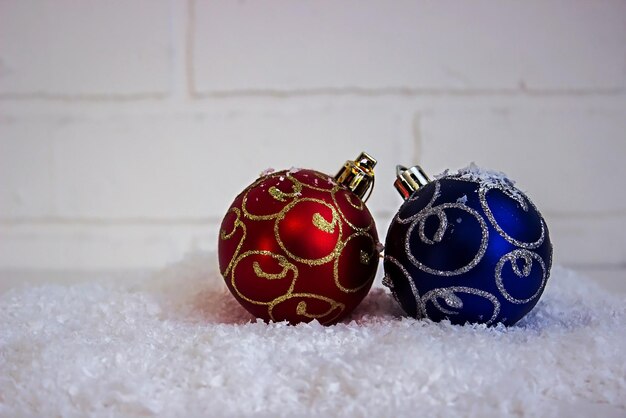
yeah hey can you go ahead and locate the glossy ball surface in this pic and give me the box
[384,172,552,326]
[218,169,379,325]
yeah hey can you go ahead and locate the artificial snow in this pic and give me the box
[1,254,625,417]
[446,162,513,186]
[438,162,527,202]
[259,168,275,177]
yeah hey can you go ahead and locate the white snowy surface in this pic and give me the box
[1,253,625,417]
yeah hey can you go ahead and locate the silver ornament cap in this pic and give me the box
[394,165,431,200]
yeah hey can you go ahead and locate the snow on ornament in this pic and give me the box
[383,163,553,326]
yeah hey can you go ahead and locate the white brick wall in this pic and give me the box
[0,0,171,97]
[192,0,626,92]
[1,1,625,291]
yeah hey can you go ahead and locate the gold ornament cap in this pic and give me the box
[394,165,431,200]
[335,152,377,202]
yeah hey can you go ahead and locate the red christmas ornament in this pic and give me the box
[218,153,380,325]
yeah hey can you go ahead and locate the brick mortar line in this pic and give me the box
[0,92,168,102]
[186,0,196,98]
[0,87,624,102]
[192,87,626,99]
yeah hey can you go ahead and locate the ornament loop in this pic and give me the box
[334,152,377,203]
[394,165,431,200]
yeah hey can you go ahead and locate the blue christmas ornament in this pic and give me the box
[383,164,553,326]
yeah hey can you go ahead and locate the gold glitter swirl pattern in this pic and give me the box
[274,197,344,266]
[298,171,340,192]
[333,232,377,293]
[268,293,345,323]
[230,250,298,305]
[219,207,246,277]
[252,260,297,281]
[268,185,299,202]
[312,212,337,233]
[241,175,302,220]
[342,191,364,210]
[331,189,374,232]
[359,250,371,265]
[219,170,379,324]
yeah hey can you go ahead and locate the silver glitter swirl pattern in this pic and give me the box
[395,181,442,225]
[495,249,547,304]
[421,287,501,325]
[405,202,489,277]
[382,176,551,325]
[479,183,545,250]
[384,255,426,318]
